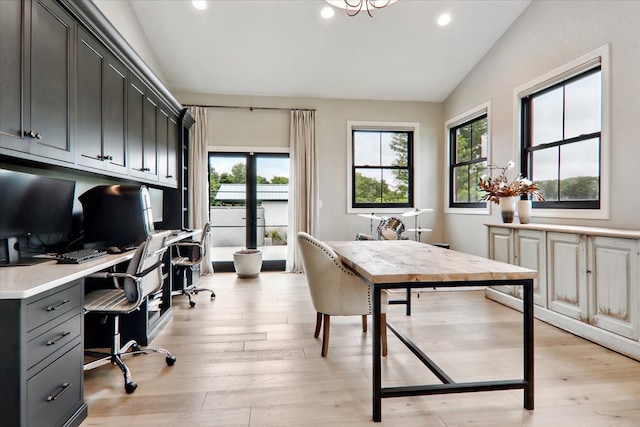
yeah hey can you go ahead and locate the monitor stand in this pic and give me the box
[0,237,54,267]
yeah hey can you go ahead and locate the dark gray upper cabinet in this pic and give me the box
[76,27,127,174]
[0,0,25,149]
[28,0,75,162]
[158,104,179,186]
[129,74,160,182]
[142,95,159,179]
[1,0,74,163]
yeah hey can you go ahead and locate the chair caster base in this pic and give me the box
[125,381,137,394]
[189,301,196,307]
[166,356,177,366]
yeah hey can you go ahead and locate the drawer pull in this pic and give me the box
[46,331,71,346]
[47,382,71,401]
[46,299,70,311]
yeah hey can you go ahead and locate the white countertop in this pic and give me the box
[0,229,200,300]
[485,223,640,239]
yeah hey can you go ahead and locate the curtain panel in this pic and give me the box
[187,106,214,275]
[287,110,319,272]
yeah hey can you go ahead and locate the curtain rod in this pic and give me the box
[186,104,316,112]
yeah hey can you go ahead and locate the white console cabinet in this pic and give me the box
[486,224,640,360]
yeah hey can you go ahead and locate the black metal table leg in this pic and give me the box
[373,285,382,422]
[406,287,411,315]
[523,278,535,409]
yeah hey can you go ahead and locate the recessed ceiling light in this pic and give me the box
[192,1,207,11]
[321,6,335,19]
[437,13,451,26]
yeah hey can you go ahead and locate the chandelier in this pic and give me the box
[325,0,398,17]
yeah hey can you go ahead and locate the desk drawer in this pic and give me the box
[27,310,82,369]
[27,343,83,427]
[27,280,83,332]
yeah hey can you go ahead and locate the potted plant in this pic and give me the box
[233,248,263,278]
[478,160,545,224]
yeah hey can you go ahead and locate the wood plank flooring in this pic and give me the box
[81,272,640,426]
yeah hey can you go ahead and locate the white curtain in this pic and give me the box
[287,109,319,272]
[187,106,214,275]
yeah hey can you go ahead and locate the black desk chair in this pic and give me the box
[171,223,215,307]
[83,230,175,394]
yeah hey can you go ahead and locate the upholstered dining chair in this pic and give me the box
[171,222,215,307]
[83,230,175,394]
[297,232,388,357]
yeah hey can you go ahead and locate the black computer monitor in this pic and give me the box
[79,184,155,248]
[0,169,76,264]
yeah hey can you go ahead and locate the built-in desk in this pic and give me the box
[0,230,198,427]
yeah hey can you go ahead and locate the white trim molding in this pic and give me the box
[513,44,610,220]
[444,101,491,216]
[346,120,420,215]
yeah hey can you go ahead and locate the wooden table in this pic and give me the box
[327,240,538,422]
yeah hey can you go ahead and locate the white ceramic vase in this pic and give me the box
[518,199,532,224]
[500,196,516,223]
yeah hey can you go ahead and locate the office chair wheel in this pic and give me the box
[132,344,142,353]
[166,355,177,366]
[125,381,138,394]
[189,301,196,307]
[211,292,216,300]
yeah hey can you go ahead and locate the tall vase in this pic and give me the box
[518,199,532,224]
[500,196,516,223]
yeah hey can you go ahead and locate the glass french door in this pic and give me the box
[208,152,289,271]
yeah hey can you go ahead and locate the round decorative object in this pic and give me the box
[500,196,516,223]
[233,249,263,278]
[518,199,532,224]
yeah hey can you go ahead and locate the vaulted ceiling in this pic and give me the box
[127,0,531,102]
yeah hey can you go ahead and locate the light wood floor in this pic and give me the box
[81,272,640,426]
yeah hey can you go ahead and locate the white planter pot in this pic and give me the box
[233,250,263,278]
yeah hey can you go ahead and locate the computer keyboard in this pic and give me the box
[57,248,108,264]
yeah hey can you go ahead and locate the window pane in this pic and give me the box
[565,72,601,139]
[560,138,599,200]
[456,124,471,163]
[532,87,563,145]
[354,168,382,203]
[383,132,408,167]
[354,168,409,204]
[471,117,488,160]
[453,161,486,203]
[354,132,380,166]
[532,148,559,201]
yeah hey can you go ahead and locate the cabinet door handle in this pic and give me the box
[24,130,42,139]
[47,383,71,401]
[166,175,173,178]
[46,331,71,346]
[46,299,70,311]
[106,155,113,161]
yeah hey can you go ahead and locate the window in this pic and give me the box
[521,67,602,209]
[449,114,488,207]
[350,128,413,209]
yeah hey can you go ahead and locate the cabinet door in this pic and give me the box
[158,106,179,187]
[588,236,638,340]
[142,95,159,180]
[128,77,145,178]
[547,232,588,321]
[76,28,105,169]
[488,226,515,295]
[514,229,547,307]
[103,57,127,174]
[28,0,74,163]
[0,0,27,151]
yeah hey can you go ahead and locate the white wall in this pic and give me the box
[442,0,640,256]
[92,0,167,85]
[175,92,444,243]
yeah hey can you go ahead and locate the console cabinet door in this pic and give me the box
[588,236,639,340]
[28,0,74,163]
[0,0,27,151]
[488,226,515,296]
[547,232,588,321]
[514,229,547,307]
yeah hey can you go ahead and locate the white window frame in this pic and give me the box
[444,101,491,215]
[514,44,610,220]
[346,121,420,215]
